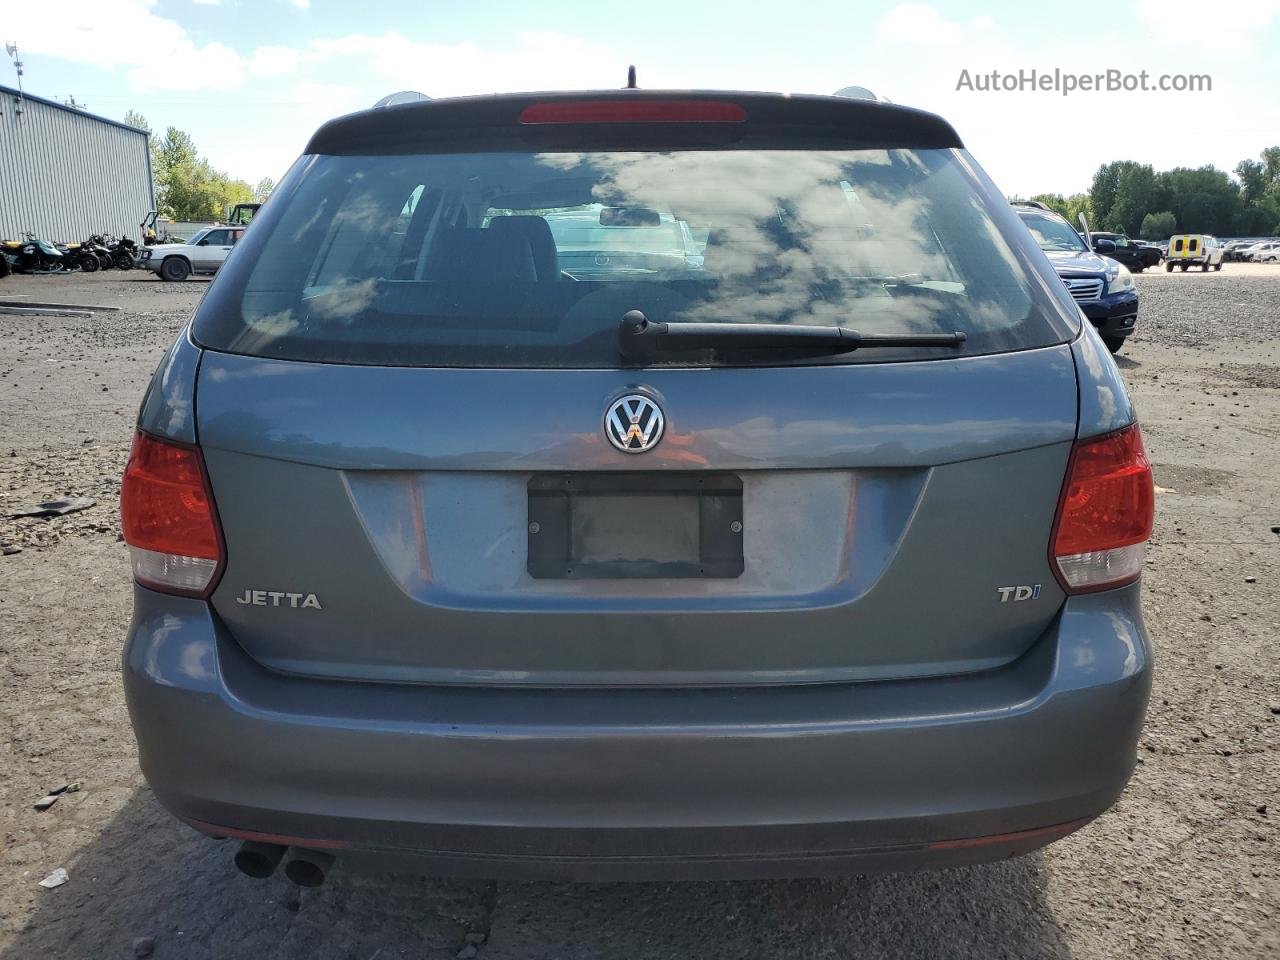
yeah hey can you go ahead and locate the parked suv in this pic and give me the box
[122,90,1154,885]
[1089,232,1161,272]
[138,226,245,281]
[1014,204,1140,353]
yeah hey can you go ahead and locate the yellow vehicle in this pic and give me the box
[1166,234,1223,272]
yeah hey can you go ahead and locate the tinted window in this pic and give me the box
[202,230,230,246]
[197,147,1068,367]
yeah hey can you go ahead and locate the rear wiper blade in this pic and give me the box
[618,310,965,359]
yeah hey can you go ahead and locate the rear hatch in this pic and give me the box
[191,92,1082,687]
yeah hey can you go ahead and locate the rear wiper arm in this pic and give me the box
[618,310,965,359]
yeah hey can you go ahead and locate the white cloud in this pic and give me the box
[8,0,1279,198]
[191,0,221,6]
[285,0,311,8]
[6,1,245,91]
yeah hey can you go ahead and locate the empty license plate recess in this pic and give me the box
[527,474,744,579]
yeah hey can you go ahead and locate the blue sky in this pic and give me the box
[5,0,1279,196]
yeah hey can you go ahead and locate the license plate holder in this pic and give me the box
[527,473,744,579]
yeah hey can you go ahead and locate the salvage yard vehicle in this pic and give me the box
[122,88,1154,885]
[87,233,137,271]
[1,232,87,273]
[226,202,262,226]
[1242,240,1280,262]
[1222,239,1259,262]
[79,236,114,271]
[1166,234,1223,271]
[56,239,102,273]
[1090,231,1161,272]
[1015,203,1140,353]
[138,226,245,281]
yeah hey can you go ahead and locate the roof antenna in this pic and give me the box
[626,65,637,89]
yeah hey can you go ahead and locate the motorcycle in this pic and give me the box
[55,240,98,272]
[113,235,140,269]
[91,233,137,270]
[80,236,115,270]
[3,233,71,273]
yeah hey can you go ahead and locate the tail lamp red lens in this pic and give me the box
[519,100,747,125]
[120,431,223,596]
[1050,423,1154,593]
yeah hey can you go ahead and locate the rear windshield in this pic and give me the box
[196,146,1069,367]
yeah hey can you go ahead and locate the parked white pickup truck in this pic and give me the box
[138,226,245,281]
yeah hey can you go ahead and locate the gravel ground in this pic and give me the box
[0,267,1277,959]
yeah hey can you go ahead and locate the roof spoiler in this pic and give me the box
[308,91,963,155]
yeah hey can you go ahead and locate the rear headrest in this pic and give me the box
[486,216,559,282]
[473,228,537,283]
[424,222,559,283]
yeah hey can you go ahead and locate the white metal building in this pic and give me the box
[0,84,155,243]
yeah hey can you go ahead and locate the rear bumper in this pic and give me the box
[123,583,1151,880]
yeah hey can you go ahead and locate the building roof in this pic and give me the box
[0,83,150,136]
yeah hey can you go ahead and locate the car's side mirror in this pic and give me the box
[1093,239,1117,254]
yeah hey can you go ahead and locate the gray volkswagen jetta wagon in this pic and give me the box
[121,89,1154,885]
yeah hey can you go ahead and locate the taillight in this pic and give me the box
[120,431,224,597]
[518,100,748,124]
[1050,423,1154,593]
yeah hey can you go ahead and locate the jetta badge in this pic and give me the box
[605,395,664,453]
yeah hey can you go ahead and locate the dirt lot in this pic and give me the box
[1,267,1277,959]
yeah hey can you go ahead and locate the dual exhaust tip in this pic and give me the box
[234,841,334,887]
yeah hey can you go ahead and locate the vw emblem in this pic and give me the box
[605,395,664,453]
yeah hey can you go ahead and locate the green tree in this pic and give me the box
[1028,193,1094,227]
[1108,164,1165,236]
[151,126,254,221]
[253,177,275,202]
[1155,166,1240,235]
[1034,145,1280,241]
[1028,193,1068,216]
[1235,147,1280,234]
[1260,146,1280,185]
[1139,211,1176,241]
[1089,162,1123,230]
[1089,161,1165,236]
[1236,159,1266,205]
[122,110,150,133]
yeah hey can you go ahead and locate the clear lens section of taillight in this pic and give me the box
[1051,424,1155,594]
[128,547,221,593]
[120,431,223,596]
[1055,542,1147,591]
